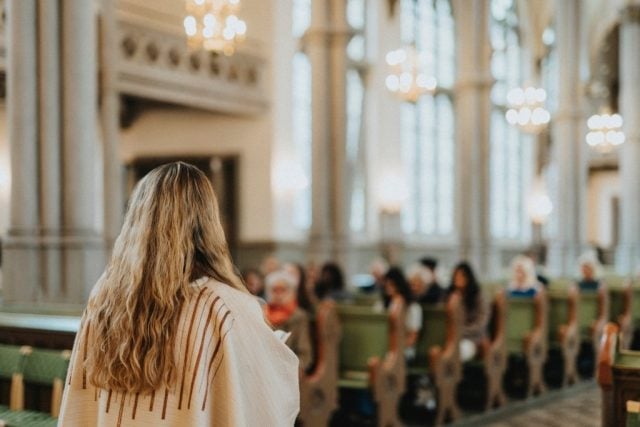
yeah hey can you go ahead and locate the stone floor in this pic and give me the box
[452,381,600,427]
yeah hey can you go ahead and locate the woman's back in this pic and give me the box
[59,277,299,426]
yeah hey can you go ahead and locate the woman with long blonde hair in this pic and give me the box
[59,162,299,426]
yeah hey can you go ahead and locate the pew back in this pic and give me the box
[505,298,537,353]
[337,305,388,386]
[412,305,448,369]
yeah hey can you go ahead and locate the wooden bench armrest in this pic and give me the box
[597,322,619,389]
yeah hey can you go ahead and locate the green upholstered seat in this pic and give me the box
[629,282,640,328]
[628,401,640,427]
[505,298,536,354]
[352,293,380,307]
[548,278,573,292]
[605,276,629,323]
[22,349,70,386]
[0,345,29,382]
[337,305,388,389]
[1,349,71,427]
[409,305,448,375]
[578,292,600,339]
[547,291,569,343]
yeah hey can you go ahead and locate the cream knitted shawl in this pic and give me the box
[58,277,300,426]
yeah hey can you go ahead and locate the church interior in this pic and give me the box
[0,0,639,426]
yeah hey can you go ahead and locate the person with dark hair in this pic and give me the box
[284,262,316,313]
[448,262,488,361]
[242,268,265,298]
[315,262,351,302]
[413,256,445,304]
[384,267,422,359]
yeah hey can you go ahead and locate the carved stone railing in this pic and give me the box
[116,19,267,115]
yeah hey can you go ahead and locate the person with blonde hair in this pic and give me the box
[264,270,313,371]
[507,255,541,297]
[577,252,603,292]
[59,162,299,426]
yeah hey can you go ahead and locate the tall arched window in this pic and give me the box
[291,0,312,230]
[347,0,368,234]
[489,0,532,241]
[400,0,456,237]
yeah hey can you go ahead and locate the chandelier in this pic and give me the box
[385,46,436,103]
[586,112,625,153]
[505,86,551,134]
[527,175,553,225]
[183,0,247,56]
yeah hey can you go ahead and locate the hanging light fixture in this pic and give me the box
[184,0,247,56]
[384,46,436,103]
[505,86,551,134]
[527,175,553,225]
[586,112,625,154]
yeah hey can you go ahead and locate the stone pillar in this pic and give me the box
[100,0,124,251]
[328,0,350,265]
[546,0,587,276]
[306,0,350,265]
[4,0,40,303]
[616,5,640,274]
[307,0,332,262]
[453,0,494,279]
[3,0,105,306]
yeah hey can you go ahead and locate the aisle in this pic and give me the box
[452,381,600,427]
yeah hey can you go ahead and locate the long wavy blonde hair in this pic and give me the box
[85,162,246,393]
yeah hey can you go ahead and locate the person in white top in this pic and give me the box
[383,266,422,360]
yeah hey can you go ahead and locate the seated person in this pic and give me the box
[314,262,352,302]
[242,268,265,298]
[408,263,443,305]
[448,262,488,362]
[577,252,602,292]
[384,267,422,360]
[264,270,313,371]
[359,257,389,294]
[414,257,445,304]
[283,262,316,313]
[507,255,541,298]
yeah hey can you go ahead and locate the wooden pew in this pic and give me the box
[504,289,548,398]
[606,276,634,350]
[409,293,463,425]
[546,287,579,387]
[336,301,406,427]
[597,322,640,427]
[598,322,619,427]
[481,290,508,410]
[457,289,508,412]
[299,300,342,427]
[578,282,609,377]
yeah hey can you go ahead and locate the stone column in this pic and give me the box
[328,0,350,265]
[306,0,351,265]
[306,0,333,262]
[547,0,587,276]
[38,0,63,299]
[4,0,40,303]
[616,5,640,274]
[100,0,124,251]
[3,0,105,306]
[453,0,494,279]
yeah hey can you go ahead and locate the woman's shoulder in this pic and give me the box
[191,277,261,317]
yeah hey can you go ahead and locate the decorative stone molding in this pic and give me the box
[116,20,267,115]
[622,5,640,24]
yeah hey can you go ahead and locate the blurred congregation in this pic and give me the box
[0,0,639,425]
